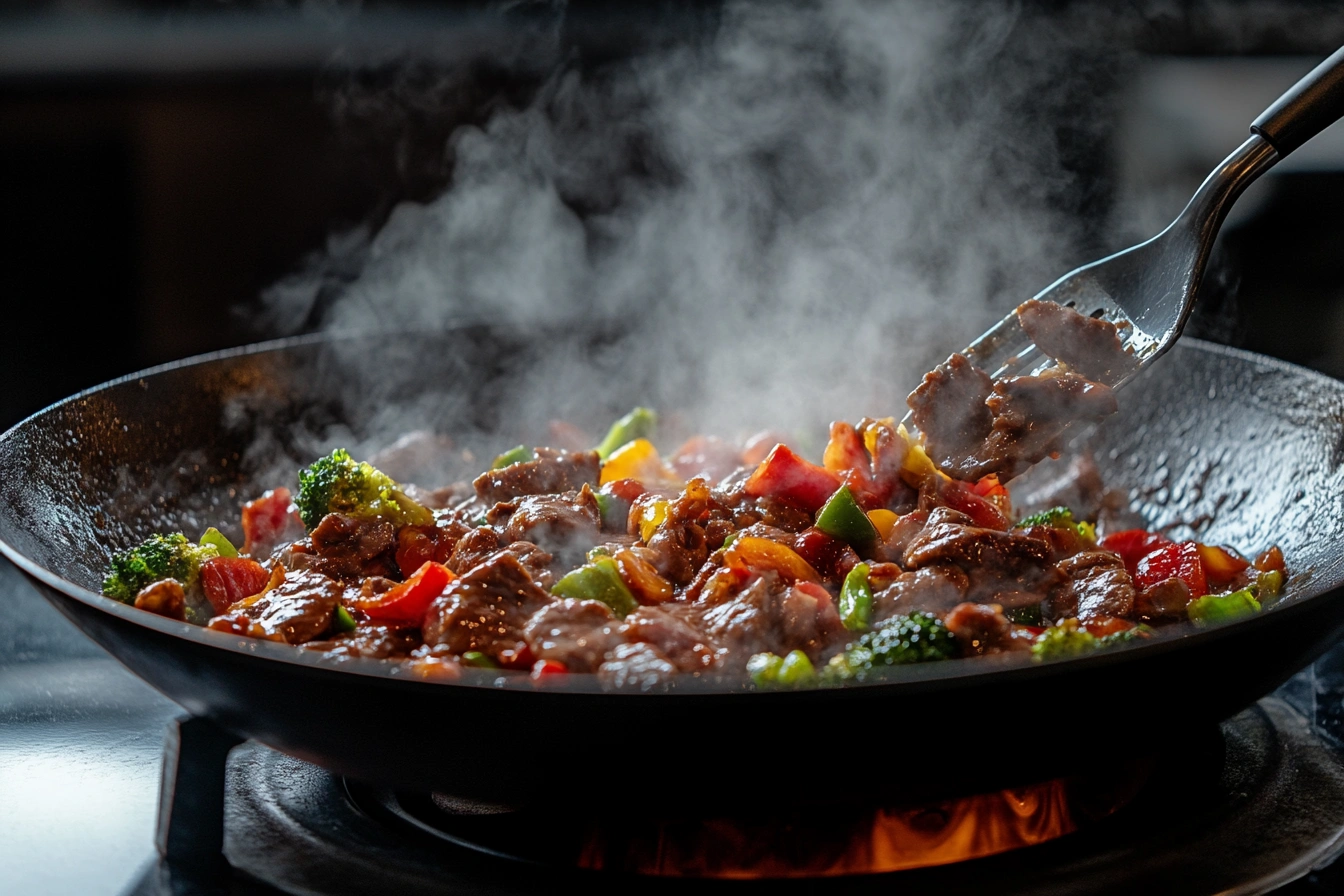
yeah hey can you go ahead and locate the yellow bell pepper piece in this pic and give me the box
[862,417,895,457]
[638,498,669,542]
[896,424,941,487]
[866,509,899,540]
[723,536,821,583]
[599,438,681,487]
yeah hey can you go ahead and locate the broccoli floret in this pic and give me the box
[1030,621,1098,661]
[103,533,219,603]
[1015,506,1095,541]
[295,448,434,531]
[823,611,958,682]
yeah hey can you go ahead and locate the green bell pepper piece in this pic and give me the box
[332,605,357,633]
[838,562,874,632]
[199,527,238,558]
[815,485,878,546]
[1256,569,1284,600]
[746,652,784,686]
[595,407,657,460]
[1188,589,1261,625]
[492,445,533,469]
[461,651,498,668]
[776,650,816,685]
[551,557,638,617]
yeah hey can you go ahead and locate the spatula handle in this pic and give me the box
[1251,46,1344,157]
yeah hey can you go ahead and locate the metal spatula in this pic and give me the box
[923,45,1344,420]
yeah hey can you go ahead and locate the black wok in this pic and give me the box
[3,329,1343,812]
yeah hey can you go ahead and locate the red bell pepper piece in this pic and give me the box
[1099,529,1174,576]
[744,444,842,513]
[1134,542,1207,597]
[938,479,1010,530]
[241,487,304,555]
[971,473,1009,500]
[199,556,271,615]
[531,659,568,680]
[359,560,454,625]
[1198,544,1251,586]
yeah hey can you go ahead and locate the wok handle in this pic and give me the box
[1251,45,1344,158]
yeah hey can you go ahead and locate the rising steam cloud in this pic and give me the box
[261,0,1127,446]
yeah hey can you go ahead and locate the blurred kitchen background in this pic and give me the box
[2,0,1343,428]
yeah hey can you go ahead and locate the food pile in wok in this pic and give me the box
[101,301,1286,688]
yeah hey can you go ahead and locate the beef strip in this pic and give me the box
[1135,576,1192,621]
[472,447,601,505]
[977,371,1118,480]
[209,568,342,644]
[1044,551,1136,622]
[943,602,1026,655]
[1017,299,1131,383]
[500,541,557,589]
[907,353,995,478]
[308,513,397,580]
[620,605,717,673]
[422,553,554,659]
[306,623,421,660]
[493,487,601,566]
[902,507,1059,605]
[644,479,712,586]
[871,565,969,622]
[523,599,624,672]
[447,527,501,574]
[694,572,846,663]
[597,641,678,691]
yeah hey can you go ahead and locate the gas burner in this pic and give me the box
[137,696,1344,895]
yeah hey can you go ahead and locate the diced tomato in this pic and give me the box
[1134,542,1207,597]
[1198,544,1251,586]
[938,479,1010,530]
[744,445,842,514]
[241,487,304,555]
[199,556,271,615]
[1082,616,1135,638]
[1099,529,1174,576]
[531,659,568,680]
[793,580,834,604]
[358,560,454,625]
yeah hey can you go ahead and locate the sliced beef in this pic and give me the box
[978,372,1118,480]
[523,599,624,672]
[1045,551,1137,622]
[500,540,557,589]
[907,353,994,479]
[694,573,846,662]
[134,578,187,620]
[597,642,678,691]
[902,507,1058,605]
[1016,524,1092,562]
[494,488,601,566]
[422,553,554,660]
[871,565,969,622]
[473,447,600,505]
[306,623,421,660]
[309,513,397,581]
[1017,299,1131,383]
[447,527,501,574]
[208,568,342,644]
[1135,576,1192,621]
[620,605,717,673]
[943,602,1025,655]
[645,479,713,586]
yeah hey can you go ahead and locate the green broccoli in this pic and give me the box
[295,448,434,531]
[823,611,958,682]
[1031,620,1153,662]
[103,533,219,603]
[1014,506,1095,541]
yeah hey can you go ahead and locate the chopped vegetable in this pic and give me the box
[1256,569,1285,600]
[747,650,816,687]
[462,651,498,668]
[199,556,271,615]
[240,486,301,556]
[722,536,822,583]
[814,486,879,547]
[838,562,873,632]
[1134,541,1207,597]
[530,659,568,679]
[551,557,639,617]
[746,652,783,686]
[824,611,958,681]
[332,605,358,633]
[491,445,533,469]
[1031,621,1098,661]
[1255,545,1286,573]
[1015,506,1092,540]
[295,448,433,531]
[1098,529,1174,575]
[1198,544,1251,585]
[636,497,669,542]
[743,444,842,513]
[595,407,658,460]
[613,548,674,604]
[1188,589,1261,625]
[599,439,679,486]
[867,508,898,540]
[103,533,219,603]
[355,560,454,625]
[199,527,238,558]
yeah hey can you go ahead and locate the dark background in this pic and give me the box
[2,0,1343,428]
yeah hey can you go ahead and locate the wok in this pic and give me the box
[3,329,1344,812]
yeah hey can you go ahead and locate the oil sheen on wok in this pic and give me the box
[99,302,1287,689]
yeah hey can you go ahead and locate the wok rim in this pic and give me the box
[0,331,1338,696]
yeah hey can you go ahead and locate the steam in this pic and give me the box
[259,0,1128,457]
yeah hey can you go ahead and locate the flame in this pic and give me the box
[575,772,1141,879]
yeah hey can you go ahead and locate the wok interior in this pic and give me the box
[3,330,1344,642]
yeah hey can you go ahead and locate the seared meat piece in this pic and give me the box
[871,565,969,622]
[500,540,557,589]
[134,578,186,620]
[209,568,342,644]
[1017,299,1131,383]
[473,447,600,505]
[944,602,1026,655]
[1045,551,1136,622]
[695,573,846,662]
[620,605,717,673]
[447,527,500,574]
[422,553,554,660]
[978,372,1118,480]
[902,507,1059,605]
[645,479,713,586]
[598,641,678,691]
[494,488,601,566]
[1016,524,1091,562]
[907,353,994,479]
[306,623,421,660]
[523,599,623,672]
[1135,576,1193,621]
[309,513,397,580]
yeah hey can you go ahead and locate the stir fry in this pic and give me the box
[101,302,1286,689]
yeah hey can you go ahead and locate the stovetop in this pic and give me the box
[7,556,1344,895]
